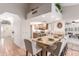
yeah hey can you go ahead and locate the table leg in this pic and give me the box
[26,50,28,56]
[42,48,47,56]
[36,51,42,56]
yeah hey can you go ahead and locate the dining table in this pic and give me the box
[32,35,63,56]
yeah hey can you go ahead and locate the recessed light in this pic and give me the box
[42,15,45,17]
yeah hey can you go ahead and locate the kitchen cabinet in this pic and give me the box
[65,21,79,35]
[34,23,48,30]
[31,23,48,38]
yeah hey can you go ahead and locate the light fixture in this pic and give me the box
[42,15,45,18]
[30,22,43,25]
[74,20,79,22]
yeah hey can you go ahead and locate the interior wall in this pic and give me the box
[62,4,79,21]
[12,15,22,48]
[0,22,1,39]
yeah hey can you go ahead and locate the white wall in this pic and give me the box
[12,15,22,48]
[0,23,1,39]
[25,20,31,39]
[62,5,79,21]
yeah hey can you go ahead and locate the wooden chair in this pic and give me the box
[24,39,42,56]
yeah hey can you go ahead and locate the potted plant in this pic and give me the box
[55,3,62,13]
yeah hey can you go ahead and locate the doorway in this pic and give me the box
[1,20,13,39]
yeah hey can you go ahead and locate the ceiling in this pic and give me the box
[61,3,79,7]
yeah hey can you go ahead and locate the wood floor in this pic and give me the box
[65,48,79,56]
[0,38,26,56]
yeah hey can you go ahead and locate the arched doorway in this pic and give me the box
[0,12,23,48]
[0,12,26,55]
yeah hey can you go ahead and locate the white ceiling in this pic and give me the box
[61,3,79,7]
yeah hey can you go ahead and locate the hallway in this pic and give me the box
[0,38,26,56]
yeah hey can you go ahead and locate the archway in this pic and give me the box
[0,12,26,55]
[0,12,23,48]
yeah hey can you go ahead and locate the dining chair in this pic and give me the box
[59,37,68,56]
[53,36,68,56]
[24,39,42,56]
[53,42,62,56]
[47,42,62,56]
